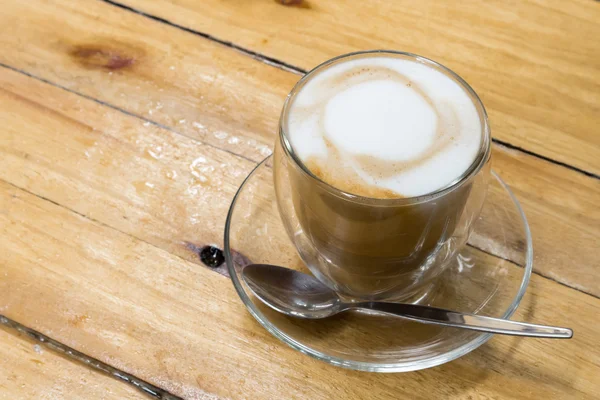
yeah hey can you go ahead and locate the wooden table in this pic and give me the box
[1,0,598,398]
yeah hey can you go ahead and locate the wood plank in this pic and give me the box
[2,180,599,399]
[0,325,146,399]
[116,0,600,176]
[0,67,255,268]
[0,0,295,162]
[0,0,598,296]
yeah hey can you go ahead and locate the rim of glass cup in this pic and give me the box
[279,50,492,206]
[224,156,533,372]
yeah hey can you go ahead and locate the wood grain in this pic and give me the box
[0,326,146,399]
[117,0,600,176]
[0,0,598,398]
[1,181,599,400]
[0,0,598,296]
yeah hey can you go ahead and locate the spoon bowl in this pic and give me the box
[243,263,342,319]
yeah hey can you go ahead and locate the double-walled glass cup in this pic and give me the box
[274,51,491,302]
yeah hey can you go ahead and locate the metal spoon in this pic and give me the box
[242,264,573,339]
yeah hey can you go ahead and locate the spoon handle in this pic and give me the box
[353,302,573,338]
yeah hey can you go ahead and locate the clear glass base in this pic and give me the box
[225,156,532,372]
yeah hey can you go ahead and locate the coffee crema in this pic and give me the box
[285,55,483,198]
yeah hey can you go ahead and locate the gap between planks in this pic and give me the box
[0,315,182,400]
[467,243,598,300]
[98,0,600,181]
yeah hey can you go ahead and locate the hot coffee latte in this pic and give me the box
[275,51,491,300]
[286,56,482,198]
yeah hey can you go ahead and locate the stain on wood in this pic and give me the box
[514,239,526,253]
[69,44,140,70]
[275,0,310,9]
[230,249,252,269]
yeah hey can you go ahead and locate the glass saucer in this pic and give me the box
[224,156,532,372]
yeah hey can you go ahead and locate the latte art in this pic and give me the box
[286,56,483,198]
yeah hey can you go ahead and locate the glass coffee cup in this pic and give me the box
[274,51,491,302]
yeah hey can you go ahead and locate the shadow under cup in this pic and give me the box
[274,51,492,302]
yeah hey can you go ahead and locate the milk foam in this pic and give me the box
[285,55,483,198]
